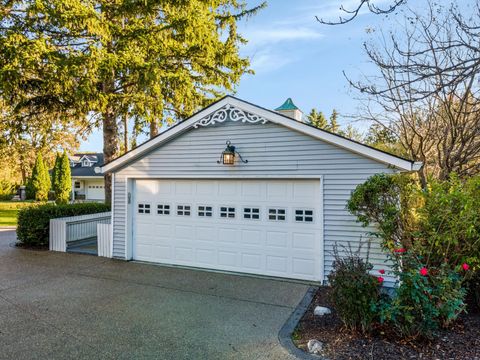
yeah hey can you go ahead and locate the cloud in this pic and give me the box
[249,50,295,74]
[244,26,323,47]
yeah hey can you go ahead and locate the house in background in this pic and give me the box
[70,153,105,202]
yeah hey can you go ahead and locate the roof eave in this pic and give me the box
[100,96,420,174]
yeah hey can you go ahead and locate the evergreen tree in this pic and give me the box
[30,154,50,201]
[329,109,340,132]
[55,152,72,204]
[51,152,61,195]
[307,109,328,129]
[0,0,265,204]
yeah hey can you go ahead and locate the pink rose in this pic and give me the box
[462,263,470,271]
[419,267,428,276]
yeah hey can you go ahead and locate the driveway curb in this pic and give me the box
[278,285,326,359]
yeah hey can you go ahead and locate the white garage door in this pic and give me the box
[86,181,105,201]
[133,179,323,281]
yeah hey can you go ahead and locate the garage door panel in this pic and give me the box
[265,231,289,248]
[292,233,316,250]
[218,227,238,243]
[196,226,217,241]
[241,253,262,269]
[174,246,194,261]
[196,248,216,264]
[292,258,316,276]
[218,250,238,267]
[133,179,322,281]
[174,225,194,240]
[241,229,262,246]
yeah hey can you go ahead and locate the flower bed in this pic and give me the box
[293,287,480,360]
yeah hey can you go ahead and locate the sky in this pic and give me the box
[79,0,403,152]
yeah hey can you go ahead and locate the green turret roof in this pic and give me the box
[275,98,299,111]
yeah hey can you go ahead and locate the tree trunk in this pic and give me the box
[150,120,158,138]
[103,108,119,205]
[123,113,128,153]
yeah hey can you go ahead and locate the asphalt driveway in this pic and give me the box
[0,229,309,359]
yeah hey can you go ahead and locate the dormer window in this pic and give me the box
[82,160,91,167]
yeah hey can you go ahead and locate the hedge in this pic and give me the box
[17,202,111,247]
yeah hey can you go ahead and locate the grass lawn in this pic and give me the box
[0,201,37,227]
[0,209,19,226]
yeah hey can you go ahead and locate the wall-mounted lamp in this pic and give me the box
[217,140,248,165]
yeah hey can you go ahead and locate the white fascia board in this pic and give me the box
[227,98,418,172]
[101,98,231,173]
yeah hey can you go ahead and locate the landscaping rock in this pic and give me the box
[307,339,323,355]
[314,306,331,316]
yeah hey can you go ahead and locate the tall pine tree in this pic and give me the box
[55,152,72,204]
[30,154,50,201]
[307,109,328,129]
[51,152,61,195]
[329,109,340,132]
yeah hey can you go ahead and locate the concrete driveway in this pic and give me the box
[0,229,309,359]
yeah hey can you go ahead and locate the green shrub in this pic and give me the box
[17,202,110,247]
[328,244,381,333]
[469,272,480,311]
[416,174,480,269]
[380,254,467,339]
[348,173,480,270]
[0,179,16,200]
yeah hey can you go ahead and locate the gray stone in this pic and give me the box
[307,339,323,355]
[314,306,331,316]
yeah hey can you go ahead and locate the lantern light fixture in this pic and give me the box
[217,140,248,165]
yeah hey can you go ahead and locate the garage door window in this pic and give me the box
[243,207,260,220]
[220,206,235,218]
[268,208,286,221]
[157,204,170,215]
[198,206,213,217]
[295,209,314,222]
[177,205,191,216]
[138,203,151,214]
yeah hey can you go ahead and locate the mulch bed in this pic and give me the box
[294,287,480,359]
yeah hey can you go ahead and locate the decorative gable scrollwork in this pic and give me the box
[193,104,268,128]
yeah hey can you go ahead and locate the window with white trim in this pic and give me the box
[268,208,286,221]
[220,206,235,218]
[198,206,213,217]
[177,205,191,216]
[295,209,314,222]
[74,181,81,189]
[243,207,260,220]
[138,203,151,214]
[157,204,170,215]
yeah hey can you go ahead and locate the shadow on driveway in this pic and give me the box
[0,229,309,359]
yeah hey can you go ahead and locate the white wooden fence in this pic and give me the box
[49,212,111,253]
[97,223,112,258]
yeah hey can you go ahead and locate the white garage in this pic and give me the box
[102,96,420,283]
[133,179,323,281]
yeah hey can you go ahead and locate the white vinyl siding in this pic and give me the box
[112,119,395,282]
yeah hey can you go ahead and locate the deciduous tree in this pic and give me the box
[348,1,480,185]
